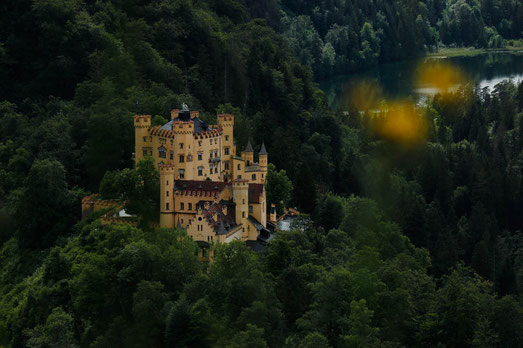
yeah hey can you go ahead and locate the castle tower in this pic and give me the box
[134,115,151,164]
[259,141,268,182]
[218,114,235,176]
[170,109,180,120]
[232,179,249,240]
[159,164,175,228]
[242,141,254,166]
[172,119,194,179]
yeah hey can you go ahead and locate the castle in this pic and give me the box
[134,105,274,246]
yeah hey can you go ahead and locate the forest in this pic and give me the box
[0,0,523,347]
[278,0,523,78]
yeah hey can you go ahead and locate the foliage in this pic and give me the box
[265,163,292,215]
[0,0,523,347]
[279,0,521,78]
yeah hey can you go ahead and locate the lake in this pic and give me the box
[320,51,523,109]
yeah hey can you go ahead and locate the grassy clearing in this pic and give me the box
[427,44,523,58]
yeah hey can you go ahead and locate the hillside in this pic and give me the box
[0,0,523,347]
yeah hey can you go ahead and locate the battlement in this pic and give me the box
[191,111,200,119]
[174,190,221,199]
[172,121,194,134]
[149,126,175,138]
[232,178,249,187]
[159,164,176,175]
[195,128,223,139]
[217,114,234,125]
[134,115,151,128]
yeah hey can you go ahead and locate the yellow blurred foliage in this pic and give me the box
[349,80,383,111]
[416,60,468,93]
[373,101,428,146]
[344,60,469,146]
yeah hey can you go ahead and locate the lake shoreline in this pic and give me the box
[320,52,523,108]
[427,46,523,58]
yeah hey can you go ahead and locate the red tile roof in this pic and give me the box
[202,201,237,234]
[248,184,264,203]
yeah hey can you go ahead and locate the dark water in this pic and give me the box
[320,51,523,109]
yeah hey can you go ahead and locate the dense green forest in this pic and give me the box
[278,0,523,78]
[1,0,523,347]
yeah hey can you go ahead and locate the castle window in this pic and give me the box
[180,202,184,210]
[179,169,185,179]
[225,135,229,141]
[237,164,241,170]
[170,151,173,160]
[237,175,242,179]
[215,139,218,144]
[198,152,202,161]
[249,205,253,213]
[166,191,169,197]
[179,143,184,149]
[198,140,202,146]
[243,199,245,204]
[198,167,203,176]
[166,202,169,210]
[224,161,229,170]
[225,147,229,155]
[262,174,264,179]
[158,146,167,158]
[187,154,193,162]
[142,148,148,157]
[188,203,192,210]
[170,139,173,145]
[209,151,213,159]
[215,150,218,157]
[209,139,212,145]
[179,155,184,163]
[210,166,213,174]
[242,211,245,218]
[252,174,256,180]
[214,164,218,172]
[166,180,169,186]
[143,136,147,142]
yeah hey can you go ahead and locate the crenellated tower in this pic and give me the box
[159,164,175,228]
[218,114,235,177]
[134,115,152,164]
[232,179,250,240]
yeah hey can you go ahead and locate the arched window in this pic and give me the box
[158,146,167,158]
